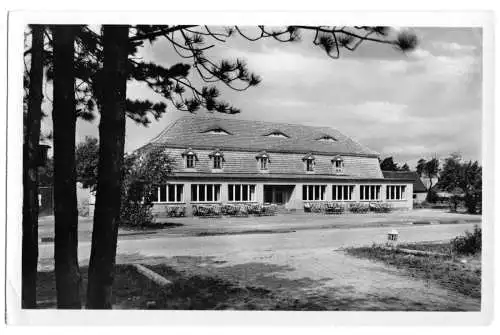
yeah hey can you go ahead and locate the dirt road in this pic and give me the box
[38,221,480,310]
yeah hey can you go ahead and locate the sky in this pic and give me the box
[42,26,483,169]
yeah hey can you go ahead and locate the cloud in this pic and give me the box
[432,41,477,53]
[64,27,481,168]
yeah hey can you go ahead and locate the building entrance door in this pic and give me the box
[263,185,294,205]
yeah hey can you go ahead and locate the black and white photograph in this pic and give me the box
[3,7,495,327]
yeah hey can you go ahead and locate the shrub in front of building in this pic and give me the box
[369,202,392,213]
[349,202,370,213]
[165,205,186,217]
[193,204,222,217]
[324,202,345,214]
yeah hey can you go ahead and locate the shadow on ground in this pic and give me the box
[115,254,473,311]
[36,253,477,311]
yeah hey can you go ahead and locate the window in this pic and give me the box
[213,155,223,169]
[153,184,184,203]
[259,157,269,170]
[256,151,270,171]
[191,184,221,202]
[209,149,224,170]
[303,153,315,172]
[386,185,407,200]
[302,185,326,201]
[228,184,256,202]
[332,157,344,174]
[306,159,314,172]
[332,185,354,201]
[318,135,337,143]
[359,185,381,201]
[182,148,198,169]
[202,127,230,135]
[265,131,289,138]
[186,154,195,168]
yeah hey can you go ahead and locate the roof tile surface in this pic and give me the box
[146,115,379,156]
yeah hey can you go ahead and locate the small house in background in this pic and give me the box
[382,171,427,203]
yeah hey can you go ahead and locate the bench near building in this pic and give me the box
[138,115,413,216]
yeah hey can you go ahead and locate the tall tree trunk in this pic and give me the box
[86,25,129,309]
[52,25,82,308]
[22,25,44,309]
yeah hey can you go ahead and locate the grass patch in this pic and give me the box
[195,229,295,237]
[397,242,453,254]
[345,243,481,299]
[120,222,184,231]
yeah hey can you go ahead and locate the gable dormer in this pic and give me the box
[255,151,270,171]
[331,155,344,174]
[302,152,315,172]
[208,148,225,170]
[181,147,198,169]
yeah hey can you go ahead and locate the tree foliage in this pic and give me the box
[37,25,418,126]
[437,153,482,214]
[415,157,440,202]
[120,146,175,226]
[380,156,399,171]
[379,156,411,171]
[75,136,99,189]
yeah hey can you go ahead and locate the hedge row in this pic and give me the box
[193,203,278,217]
[304,201,392,214]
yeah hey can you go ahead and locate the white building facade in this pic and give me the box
[138,116,413,216]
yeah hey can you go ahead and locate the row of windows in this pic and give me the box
[303,184,406,201]
[153,184,255,203]
[183,152,344,173]
[386,185,407,201]
[228,184,256,202]
[153,184,407,203]
[302,185,327,201]
[186,154,223,169]
[332,185,355,201]
[360,185,381,201]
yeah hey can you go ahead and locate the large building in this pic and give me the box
[138,115,414,215]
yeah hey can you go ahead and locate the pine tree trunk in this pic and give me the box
[86,25,129,309]
[52,25,82,308]
[22,25,44,309]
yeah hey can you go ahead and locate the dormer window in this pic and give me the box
[332,156,344,174]
[202,127,231,135]
[265,130,289,138]
[318,135,338,143]
[302,153,315,172]
[187,154,195,168]
[260,157,269,170]
[256,151,270,171]
[209,149,224,170]
[181,148,198,169]
[213,155,223,169]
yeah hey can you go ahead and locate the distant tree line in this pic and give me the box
[379,156,410,171]
[379,154,481,214]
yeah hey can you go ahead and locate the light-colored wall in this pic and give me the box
[151,179,413,216]
[148,147,412,216]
